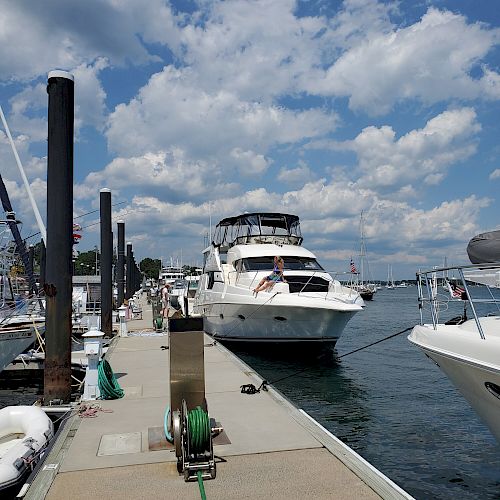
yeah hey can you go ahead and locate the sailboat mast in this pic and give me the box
[359,211,365,284]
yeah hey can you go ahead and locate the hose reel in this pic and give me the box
[168,318,220,482]
[171,399,217,481]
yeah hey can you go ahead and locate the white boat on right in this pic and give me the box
[408,261,500,442]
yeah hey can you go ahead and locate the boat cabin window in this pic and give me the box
[240,257,324,271]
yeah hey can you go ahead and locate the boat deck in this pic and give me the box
[27,297,412,500]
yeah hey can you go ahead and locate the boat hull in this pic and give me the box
[201,301,357,343]
[409,324,500,442]
[0,327,36,373]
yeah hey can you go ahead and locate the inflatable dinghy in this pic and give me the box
[0,406,53,492]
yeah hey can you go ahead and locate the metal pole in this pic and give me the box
[0,174,37,294]
[117,220,125,307]
[126,242,132,299]
[44,70,74,404]
[100,188,112,336]
[0,105,47,244]
[40,240,46,288]
[28,245,34,293]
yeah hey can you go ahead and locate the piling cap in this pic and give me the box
[100,188,111,193]
[48,70,74,82]
[117,220,125,224]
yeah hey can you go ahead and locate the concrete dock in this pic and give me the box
[26,299,413,500]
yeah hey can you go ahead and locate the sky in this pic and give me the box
[0,0,499,280]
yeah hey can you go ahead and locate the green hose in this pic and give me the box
[197,470,207,500]
[188,406,210,500]
[98,359,124,399]
[188,406,210,454]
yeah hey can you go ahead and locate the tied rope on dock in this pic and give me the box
[97,359,124,399]
[240,326,414,394]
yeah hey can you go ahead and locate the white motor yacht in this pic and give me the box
[193,213,363,343]
[408,262,500,442]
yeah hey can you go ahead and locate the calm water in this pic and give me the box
[2,289,499,498]
[232,287,500,500]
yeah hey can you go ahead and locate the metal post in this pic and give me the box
[117,221,125,307]
[44,70,74,404]
[0,174,37,295]
[40,240,46,288]
[126,242,132,299]
[28,245,34,294]
[100,188,112,336]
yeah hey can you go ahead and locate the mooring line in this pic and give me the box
[240,325,414,393]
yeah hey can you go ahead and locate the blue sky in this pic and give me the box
[0,0,499,279]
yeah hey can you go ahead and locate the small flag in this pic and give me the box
[350,259,357,273]
[446,280,465,299]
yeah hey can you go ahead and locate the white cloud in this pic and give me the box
[6,58,108,138]
[72,58,109,131]
[0,0,177,82]
[489,169,500,180]
[343,108,481,190]
[106,65,336,172]
[277,162,315,186]
[77,149,238,201]
[309,7,500,114]
[230,148,270,175]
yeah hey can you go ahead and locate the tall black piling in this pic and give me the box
[126,242,133,299]
[100,188,112,336]
[44,70,74,404]
[117,220,125,307]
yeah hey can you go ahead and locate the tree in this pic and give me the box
[74,249,100,276]
[140,257,161,279]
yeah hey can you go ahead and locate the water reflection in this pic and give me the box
[228,341,371,445]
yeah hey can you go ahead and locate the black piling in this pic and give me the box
[44,70,74,404]
[117,220,125,307]
[100,188,112,336]
[126,242,133,299]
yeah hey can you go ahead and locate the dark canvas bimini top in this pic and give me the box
[467,230,500,264]
[213,213,302,248]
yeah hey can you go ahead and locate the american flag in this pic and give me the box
[350,259,357,273]
[447,280,465,299]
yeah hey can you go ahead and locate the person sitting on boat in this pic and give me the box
[253,256,285,295]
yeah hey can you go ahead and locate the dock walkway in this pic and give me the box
[30,299,412,500]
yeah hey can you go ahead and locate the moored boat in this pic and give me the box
[408,261,500,442]
[194,213,363,344]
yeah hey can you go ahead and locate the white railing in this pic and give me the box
[416,262,500,339]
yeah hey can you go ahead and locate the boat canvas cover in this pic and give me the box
[467,230,500,264]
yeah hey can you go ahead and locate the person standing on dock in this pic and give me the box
[253,256,285,295]
[161,283,171,318]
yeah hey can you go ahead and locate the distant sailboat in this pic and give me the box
[386,265,395,289]
[352,212,374,300]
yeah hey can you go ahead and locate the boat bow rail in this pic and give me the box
[416,262,500,338]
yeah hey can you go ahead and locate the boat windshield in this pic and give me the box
[238,256,323,271]
[213,213,303,249]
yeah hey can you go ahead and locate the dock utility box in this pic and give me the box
[168,317,218,482]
